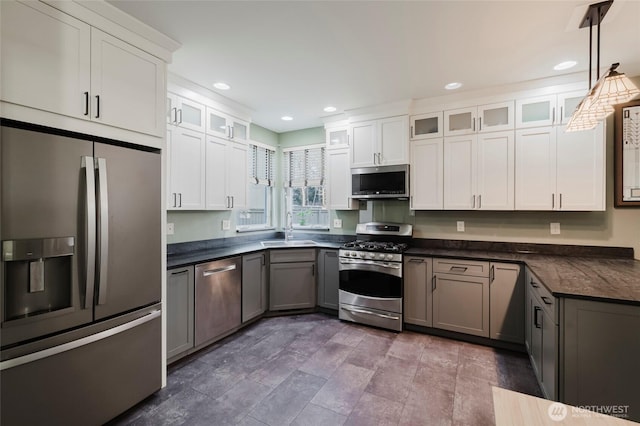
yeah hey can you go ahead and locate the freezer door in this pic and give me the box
[0,125,94,347]
[93,143,161,320]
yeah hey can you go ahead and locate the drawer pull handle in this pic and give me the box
[408,259,424,263]
[449,266,468,272]
[530,279,539,288]
[534,306,542,328]
[541,296,553,305]
[203,264,237,276]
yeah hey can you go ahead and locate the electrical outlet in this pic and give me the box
[167,223,175,235]
[222,220,231,231]
[333,219,342,229]
[550,222,561,235]
[457,221,465,232]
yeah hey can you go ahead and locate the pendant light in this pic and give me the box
[566,0,640,132]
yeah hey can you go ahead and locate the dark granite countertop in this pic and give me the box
[168,235,640,306]
[406,247,640,306]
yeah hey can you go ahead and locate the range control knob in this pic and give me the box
[378,253,385,259]
[385,254,394,261]
[366,252,375,259]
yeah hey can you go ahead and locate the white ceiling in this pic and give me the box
[107,0,640,133]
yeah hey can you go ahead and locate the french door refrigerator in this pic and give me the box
[0,121,162,425]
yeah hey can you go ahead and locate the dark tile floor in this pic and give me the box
[111,313,542,426]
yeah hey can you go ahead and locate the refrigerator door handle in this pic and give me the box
[82,156,96,309]
[96,157,109,305]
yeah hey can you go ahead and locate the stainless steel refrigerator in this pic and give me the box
[0,121,162,425]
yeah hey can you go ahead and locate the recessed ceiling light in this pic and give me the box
[281,116,293,121]
[323,106,337,113]
[444,82,462,90]
[213,82,230,90]
[553,61,577,71]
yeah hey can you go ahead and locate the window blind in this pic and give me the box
[249,144,275,186]
[284,146,325,187]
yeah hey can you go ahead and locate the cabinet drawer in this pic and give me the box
[433,258,490,277]
[269,248,316,263]
[526,268,557,323]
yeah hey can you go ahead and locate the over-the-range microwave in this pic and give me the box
[351,164,409,199]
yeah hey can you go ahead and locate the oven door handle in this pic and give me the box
[339,258,401,269]
[340,306,400,321]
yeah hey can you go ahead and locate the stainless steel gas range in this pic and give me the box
[338,222,412,332]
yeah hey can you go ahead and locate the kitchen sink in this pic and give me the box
[260,240,317,248]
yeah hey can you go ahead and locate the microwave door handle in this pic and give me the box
[96,158,109,305]
[82,156,96,309]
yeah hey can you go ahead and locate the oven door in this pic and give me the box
[338,258,402,298]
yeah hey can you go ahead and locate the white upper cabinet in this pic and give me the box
[350,116,409,167]
[167,93,206,133]
[516,91,587,128]
[326,125,350,150]
[410,138,444,210]
[1,1,90,120]
[205,135,247,210]
[167,127,206,210]
[444,107,477,137]
[1,1,166,138]
[327,149,358,210]
[206,107,249,143]
[90,29,165,136]
[515,124,604,211]
[410,112,443,140]
[443,131,514,210]
[444,102,514,136]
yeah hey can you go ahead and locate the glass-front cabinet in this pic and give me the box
[167,93,206,133]
[444,101,514,136]
[516,95,557,128]
[557,90,586,125]
[410,111,443,140]
[326,125,350,149]
[444,107,476,136]
[206,107,249,142]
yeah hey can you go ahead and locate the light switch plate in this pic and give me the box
[222,220,231,231]
[550,222,561,235]
[167,223,175,235]
[333,219,342,229]
[457,221,465,232]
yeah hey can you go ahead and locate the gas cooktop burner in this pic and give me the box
[342,240,408,253]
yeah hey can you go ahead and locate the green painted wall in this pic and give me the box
[279,127,324,148]
[250,123,279,147]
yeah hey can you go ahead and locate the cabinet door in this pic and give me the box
[476,131,514,210]
[557,90,586,125]
[444,107,477,136]
[444,135,476,209]
[410,112,443,140]
[175,96,206,133]
[206,107,229,138]
[242,252,267,323]
[326,127,350,149]
[529,288,543,383]
[478,101,514,133]
[269,262,316,310]
[0,1,91,120]
[379,116,409,165]
[515,127,556,210]
[317,249,339,310]
[403,257,433,327]
[516,95,557,128]
[556,123,605,211]
[167,267,194,360]
[433,273,489,337]
[327,149,358,210]
[90,28,165,137]
[230,119,249,143]
[205,135,229,210]
[227,141,248,210]
[540,308,557,400]
[350,121,377,167]
[168,127,206,210]
[410,139,443,210]
[489,263,523,343]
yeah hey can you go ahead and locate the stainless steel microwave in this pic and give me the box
[351,164,409,199]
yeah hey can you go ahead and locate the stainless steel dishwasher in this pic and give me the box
[195,257,242,346]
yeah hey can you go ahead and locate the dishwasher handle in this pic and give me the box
[202,264,237,276]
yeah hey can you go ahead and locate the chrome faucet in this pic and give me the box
[285,212,293,242]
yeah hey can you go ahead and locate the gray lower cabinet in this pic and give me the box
[242,251,267,323]
[317,249,339,310]
[432,258,490,337]
[166,266,194,361]
[525,268,558,400]
[403,256,433,327]
[269,249,316,311]
[489,262,524,343]
[562,299,640,422]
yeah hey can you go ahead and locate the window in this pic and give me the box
[283,145,329,229]
[236,143,275,231]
